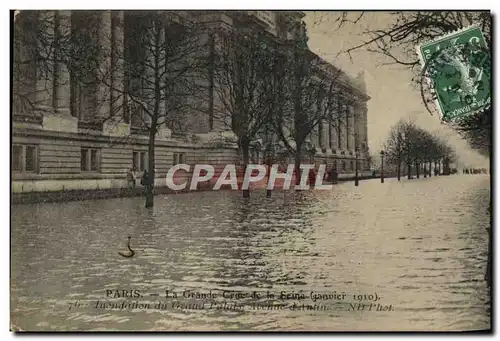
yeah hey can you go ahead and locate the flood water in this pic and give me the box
[11,175,491,331]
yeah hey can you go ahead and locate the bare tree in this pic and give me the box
[383,120,408,180]
[13,10,83,117]
[384,119,417,180]
[96,11,208,207]
[212,26,286,197]
[384,119,456,179]
[13,10,41,115]
[273,25,350,185]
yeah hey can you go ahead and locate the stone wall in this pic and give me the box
[12,129,239,194]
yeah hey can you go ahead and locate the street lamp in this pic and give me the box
[354,148,359,187]
[380,150,385,184]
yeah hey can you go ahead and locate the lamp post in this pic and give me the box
[380,150,385,184]
[354,148,359,186]
[265,143,274,198]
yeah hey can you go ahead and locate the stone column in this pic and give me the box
[35,10,55,113]
[342,108,348,152]
[345,109,350,151]
[98,10,112,120]
[14,11,37,115]
[54,10,71,115]
[311,125,320,151]
[330,120,338,152]
[41,10,78,133]
[349,106,358,152]
[355,101,368,151]
[321,120,330,152]
[353,102,361,151]
[337,115,345,151]
[103,10,132,137]
[348,105,355,153]
[112,11,124,120]
[362,106,368,150]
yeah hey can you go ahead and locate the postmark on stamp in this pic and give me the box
[417,26,491,122]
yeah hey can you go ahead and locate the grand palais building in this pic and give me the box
[12,10,370,194]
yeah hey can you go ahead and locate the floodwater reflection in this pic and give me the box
[11,175,490,331]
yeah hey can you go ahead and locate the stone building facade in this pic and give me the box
[12,10,370,194]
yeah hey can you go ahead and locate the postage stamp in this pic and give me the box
[417,25,491,122]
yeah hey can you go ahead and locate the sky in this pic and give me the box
[303,11,490,168]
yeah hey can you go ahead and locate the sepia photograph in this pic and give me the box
[10,8,492,332]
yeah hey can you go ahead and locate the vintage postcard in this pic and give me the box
[10,10,492,332]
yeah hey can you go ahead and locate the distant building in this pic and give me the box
[12,10,370,194]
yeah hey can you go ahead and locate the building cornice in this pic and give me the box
[12,126,240,150]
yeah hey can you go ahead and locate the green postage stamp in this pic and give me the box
[417,25,491,122]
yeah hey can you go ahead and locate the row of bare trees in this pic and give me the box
[13,11,360,204]
[214,20,362,197]
[384,120,455,180]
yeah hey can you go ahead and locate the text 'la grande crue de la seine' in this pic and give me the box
[67,289,395,313]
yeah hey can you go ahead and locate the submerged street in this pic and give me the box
[11,174,490,331]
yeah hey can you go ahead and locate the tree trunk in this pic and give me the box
[397,160,401,181]
[416,162,420,179]
[294,152,302,187]
[242,139,250,198]
[423,162,427,178]
[146,26,161,209]
[428,161,432,177]
[407,162,411,180]
[145,127,156,208]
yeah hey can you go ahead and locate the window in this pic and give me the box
[133,151,148,171]
[81,149,88,171]
[173,152,186,165]
[342,160,346,171]
[91,149,99,171]
[25,146,37,172]
[81,147,100,172]
[12,144,38,173]
[141,152,147,171]
[351,160,354,171]
[132,151,138,170]
[12,145,23,171]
